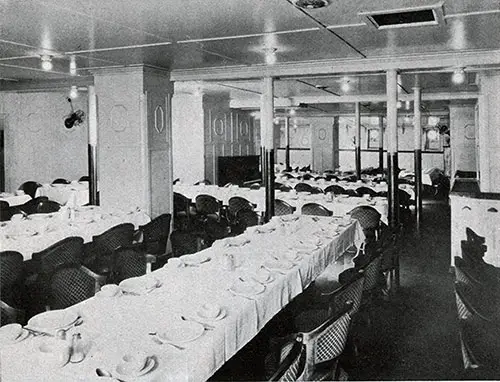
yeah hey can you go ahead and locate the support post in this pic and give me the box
[261,77,275,221]
[386,69,399,228]
[285,116,291,170]
[413,77,423,230]
[378,115,384,175]
[355,102,361,179]
[87,85,98,205]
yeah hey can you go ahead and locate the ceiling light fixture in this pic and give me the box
[452,68,465,84]
[69,85,78,99]
[40,55,53,71]
[289,108,296,116]
[69,56,77,75]
[263,47,278,65]
[405,100,411,110]
[292,0,330,9]
[340,77,350,92]
[397,100,402,109]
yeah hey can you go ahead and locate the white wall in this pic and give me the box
[0,91,88,192]
[171,92,205,185]
[449,103,476,176]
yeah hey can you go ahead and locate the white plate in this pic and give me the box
[229,280,266,296]
[252,269,275,284]
[115,356,156,380]
[28,310,79,332]
[180,253,211,266]
[263,259,294,273]
[157,321,204,344]
[294,243,318,252]
[280,215,299,222]
[285,252,304,263]
[119,277,161,295]
[197,308,227,321]
[0,324,24,344]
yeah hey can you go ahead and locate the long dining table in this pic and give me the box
[0,205,150,261]
[0,215,364,382]
[35,181,90,206]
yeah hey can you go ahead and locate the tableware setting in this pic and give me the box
[32,336,72,368]
[151,319,205,346]
[179,252,212,267]
[114,350,157,380]
[0,323,30,345]
[262,258,295,274]
[95,284,123,298]
[196,303,226,321]
[228,278,266,299]
[119,276,161,295]
[251,266,275,284]
[26,309,82,336]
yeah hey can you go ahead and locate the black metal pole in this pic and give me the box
[88,144,98,205]
[414,149,422,229]
[387,152,399,228]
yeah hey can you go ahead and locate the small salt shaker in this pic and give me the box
[70,333,85,363]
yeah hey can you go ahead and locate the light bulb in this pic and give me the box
[289,108,296,116]
[41,55,53,71]
[69,86,78,99]
[69,56,77,75]
[452,68,465,84]
[397,101,402,109]
[340,78,350,92]
[405,100,411,110]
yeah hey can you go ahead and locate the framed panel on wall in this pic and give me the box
[367,129,380,149]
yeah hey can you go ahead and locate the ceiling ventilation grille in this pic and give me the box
[360,4,444,29]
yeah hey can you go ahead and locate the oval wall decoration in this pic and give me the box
[110,105,129,132]
[239,120,249,136]
[154,105,165,134]
[318,128,327,140]
[213,118,225,136]
[26,112,42,132]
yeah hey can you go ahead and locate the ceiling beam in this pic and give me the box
[171,49,500,82]
[230,91,479,108]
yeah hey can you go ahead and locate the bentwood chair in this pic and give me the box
[79,175,90,182]
[267,302,352,381]
[454,282,500,377]
[297,302,353,380]
[85,223,135,276]
[30,236,87,311]
[173,192,194,230]
[268,340,306,381]
[0,200,12,221]
[274,199,296,216]
[52,178,70,184]
[17,196,48,215]
[1,300,25,326]
[48,264,101,309]
[195,194,222,220]
[227,196,256,223]
[134,213,172,257]
[355,186,378,198]
[170,230,200,257]
[294,183,315,193]
[18,181,42,199]
[301,173,314,181]
[324,185,346,195]
[348,205,381,243]
[111,247,149,284]
[301,203,332,217]
[35,199,61,214]
[0,251,25,318]
[231,209,259,235]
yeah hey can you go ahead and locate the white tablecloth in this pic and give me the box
[0,206,150,261]
[35,182,89,206]
[0,216,363,382]
[0,193,31,206]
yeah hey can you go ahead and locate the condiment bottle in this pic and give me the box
[70,333,85,363]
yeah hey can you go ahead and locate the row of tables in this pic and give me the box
[1,215,364,381]
[0,181,90,208]
[175,184,390,224]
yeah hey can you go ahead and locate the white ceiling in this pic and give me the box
[1,0,499,112]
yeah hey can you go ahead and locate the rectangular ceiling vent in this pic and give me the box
[360,3,444,30]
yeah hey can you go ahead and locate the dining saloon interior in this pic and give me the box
[1,0,500,381]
